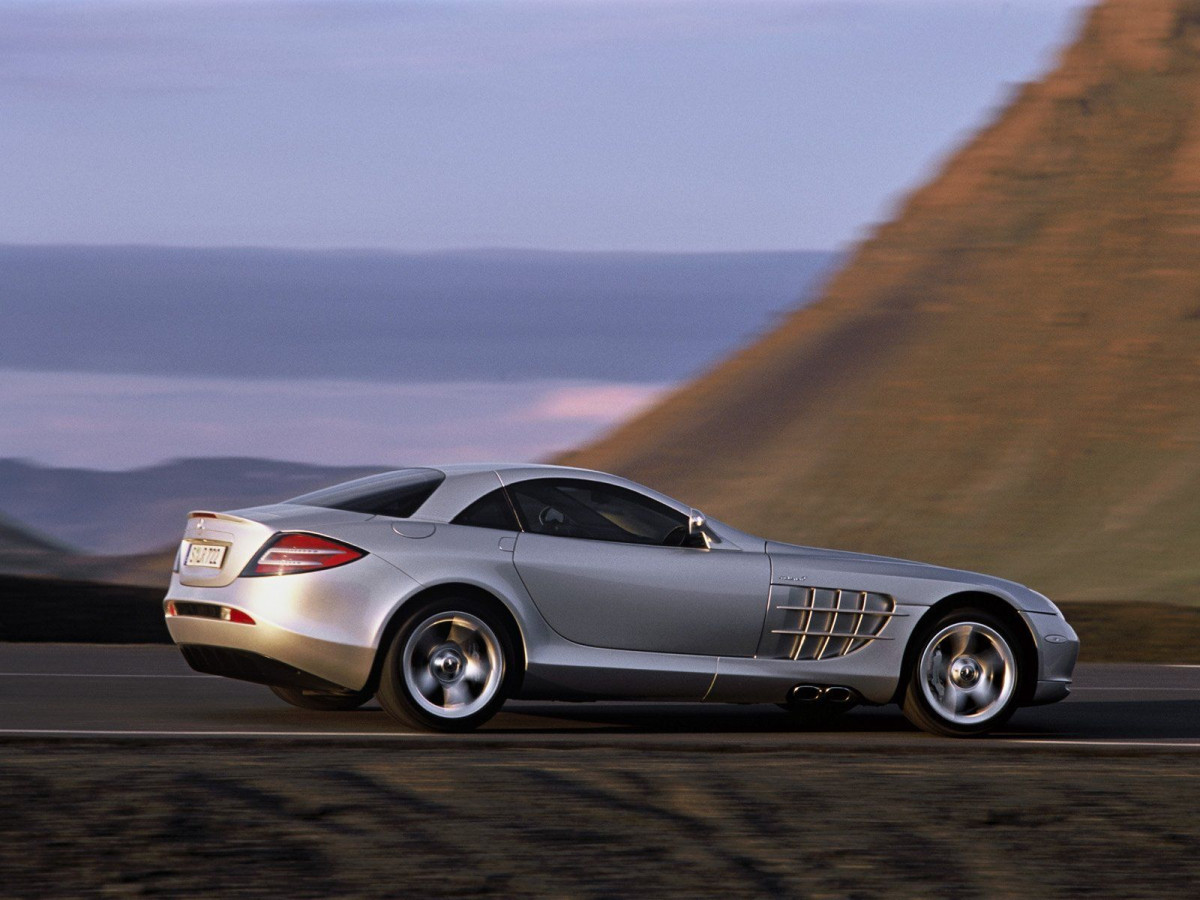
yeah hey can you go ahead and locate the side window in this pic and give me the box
[508,478,686,545]
[452,488,520,532]
[287,468,445,519]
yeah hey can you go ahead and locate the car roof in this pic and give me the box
[409,463,690,523]
[432,462,604,477]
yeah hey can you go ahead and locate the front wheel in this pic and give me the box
[902,609,1023,737]
[377,597,514,732]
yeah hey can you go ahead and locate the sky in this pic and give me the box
[0,0,1088,253]
[0,0,1091,472]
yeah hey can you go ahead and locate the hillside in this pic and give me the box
[0,458,390,555]
[563,0,1200,603]
[0,512,170,589]
[0,512,71,575]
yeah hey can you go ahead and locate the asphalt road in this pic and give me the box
[2,643,1198,748]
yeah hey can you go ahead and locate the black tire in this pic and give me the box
[268,684,371,712]
[902,607,1024,737]
[377,596,516,732]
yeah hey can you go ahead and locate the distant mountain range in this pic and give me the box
[0,458,388,556]
[0,508,176,588]
[564,0,1200,604]
[0,511,70,576]
[0,245,837,383]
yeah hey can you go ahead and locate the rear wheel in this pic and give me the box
[268,684,370,711]
[377,597,514,732]
[902,608,1022,737]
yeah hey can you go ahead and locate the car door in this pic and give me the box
[508,478,770,657]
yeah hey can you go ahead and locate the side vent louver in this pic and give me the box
[757,586,899,660]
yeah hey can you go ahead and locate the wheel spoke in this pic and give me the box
[951,625,975,656]
[446,619,475,647]
[936,626,966,657]
[443,681,473,708]
[412,626,446,663]
[967,682,994,712]
[462,655,490,685]
[975,643,1004,674]
[412,667,439,701]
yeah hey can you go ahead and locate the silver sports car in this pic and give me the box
[164,464,1078,737]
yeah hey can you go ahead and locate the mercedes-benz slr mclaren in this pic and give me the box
[164,464,1078,737]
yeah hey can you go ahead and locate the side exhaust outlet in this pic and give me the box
[788,684,860,705]
[789,684,824,703]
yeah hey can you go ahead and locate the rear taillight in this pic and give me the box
[242,533,366,577]
[165,600,255,625]
[220,606,256,625]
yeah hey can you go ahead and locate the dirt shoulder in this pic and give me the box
[0,741,1196,897]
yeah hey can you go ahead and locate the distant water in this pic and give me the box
[0,245,838,383]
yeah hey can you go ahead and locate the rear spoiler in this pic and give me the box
[188,510,259,526]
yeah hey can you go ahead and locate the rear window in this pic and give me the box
[452,488,520,531]
[285,468,445,518]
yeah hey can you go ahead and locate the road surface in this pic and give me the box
[2,644,1198,748]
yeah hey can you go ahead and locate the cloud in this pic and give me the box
[522,383,667,423]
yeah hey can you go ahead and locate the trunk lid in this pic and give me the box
[177,511,275,588]
[176,505,372,587]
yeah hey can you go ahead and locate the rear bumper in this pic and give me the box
[162,554,416,691]
[166,612,376,691]
[178,644,349,692]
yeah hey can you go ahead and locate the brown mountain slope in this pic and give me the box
[561,0,1200,603]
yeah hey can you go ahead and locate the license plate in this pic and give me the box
[185,543,227,569]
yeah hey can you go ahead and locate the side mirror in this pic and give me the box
[686,510,710,549]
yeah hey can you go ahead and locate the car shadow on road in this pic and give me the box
[488,702,915,734]
[1003,697,1200,741]
[481,696,1200,741]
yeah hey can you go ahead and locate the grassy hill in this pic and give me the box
[563,0,1200,605]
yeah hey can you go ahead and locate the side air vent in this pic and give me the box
[757,586,900,661]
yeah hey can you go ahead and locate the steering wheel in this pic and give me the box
[538,506,567,534]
